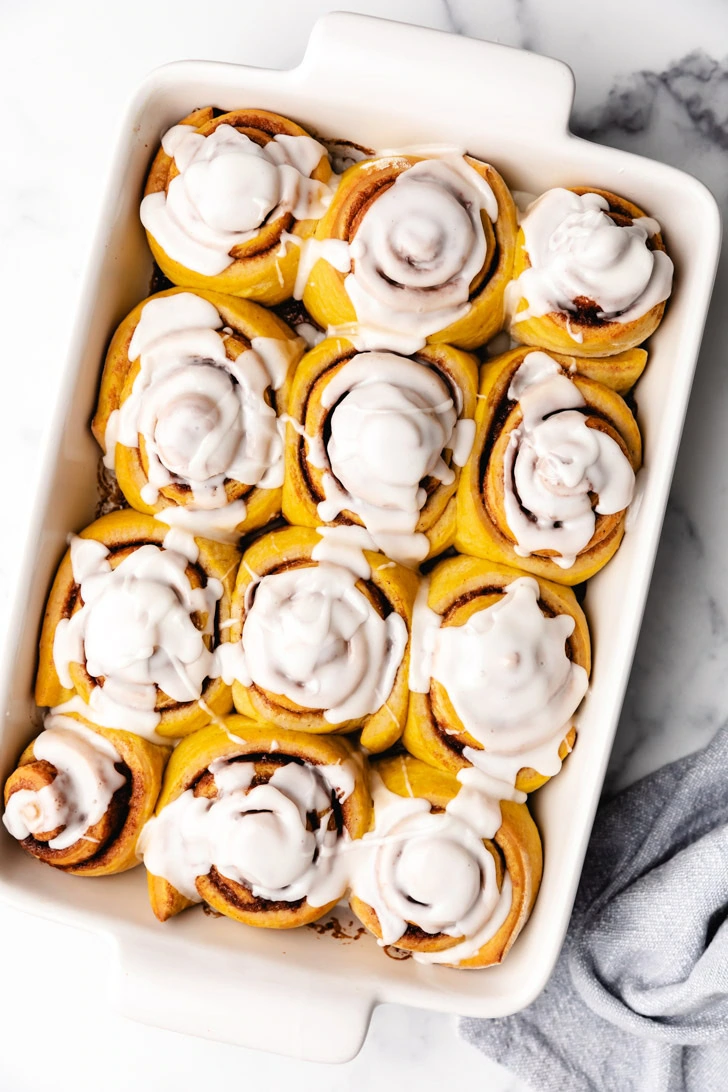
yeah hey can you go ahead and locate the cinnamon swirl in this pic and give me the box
[405,554,590,792]
[3,711,167,875]
[93,287,303,541]
[301,154,517,352]
[456,347,642,584]
[36,510,240,739]
[216,525,419,753]
[282,337,478,564]
[349,754,542,968]
[141,108,333,304]
[508,187,673,355]
[140,718,371,926]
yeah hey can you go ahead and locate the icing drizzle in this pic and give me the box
[3,716,126,850]
[341,157,498,353]
[301,351,474,565]
[409,575,588,785]
[502,352,636,567]
[510,188,673,327]
[51,532,222,740]
[139,756,356,906]
[103,293,302,540]
[141,124,332,275]
[349,770,521,964]
[218,562,407,724]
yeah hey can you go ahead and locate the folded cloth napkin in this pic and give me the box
[460,723,728,1092]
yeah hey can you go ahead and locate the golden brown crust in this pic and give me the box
[349,754,542,967]
[301,154,517,350]
[143,108,331,304]
[3,714,168,876]
[229,525,419,752]
[455,346,642,585]
[511,187,670,356]
[35,509,240,738]
[146,718,372,926]
[403,554,590,792]
[282,337,478,560]
[92,287,301,534]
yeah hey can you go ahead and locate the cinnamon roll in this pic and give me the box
[216,525,419,753]
[456,347,642,584]
[93,287,303,541]
[141,108,333,304]
[405,554,590,792]
[508,187,674,356]
[140,718,371,926]
[3,712,167,875]
[36,510,240,740]
[282,337,478,564]
[349,754,542,968]
[301,154,517,353]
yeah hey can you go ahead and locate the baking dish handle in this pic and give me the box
[109,938,375,1062]
[297,12,575,136]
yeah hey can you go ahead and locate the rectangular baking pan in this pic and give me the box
[0,12,719,1063]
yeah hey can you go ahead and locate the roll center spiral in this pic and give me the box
[241,563,407,723]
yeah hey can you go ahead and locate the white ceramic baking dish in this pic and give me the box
[0,12,719,1064]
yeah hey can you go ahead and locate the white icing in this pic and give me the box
[451,766,526,834]
[303,351,472,565]
[294,321,326,349]
[565,316,584,344]
[311,525,376,580]
[141,124,332,276]
[3,715,126,851]
[49,694,165,744]
[51,535,222,737]
[502,352,636,567]
[161,527,199,563]
[420,874,513,965]
[250,334,303,391]
[211,640,250,687]
[408,577,442,694]
[341,157,498,353]
[283,233,351,300]
[510,188,673,326]
[427,577,588,785]
[139,757,355,906]
[155,500,249,545]
[105,293,299,538]
[450,418,477,467]
[223,562,407,724]
[349,772,513,964]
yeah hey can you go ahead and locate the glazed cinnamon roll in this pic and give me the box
[36,510,240,740]
[92,288,303,541]
[405,554,590,792]
[282,337,478,564]
[349,754,542,968]
[141,108,333,304]
[301,154,517,353]
[456,347,642,584]
[140,718,371,926]
[508,187,673,355]
[217,525,419,753]
[3,712,167,875]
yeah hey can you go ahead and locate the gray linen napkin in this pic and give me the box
[460,723,728,1092]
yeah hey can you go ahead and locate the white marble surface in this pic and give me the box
[1,1,727,1088]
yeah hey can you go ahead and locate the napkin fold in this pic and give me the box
[460,723,728,1092]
